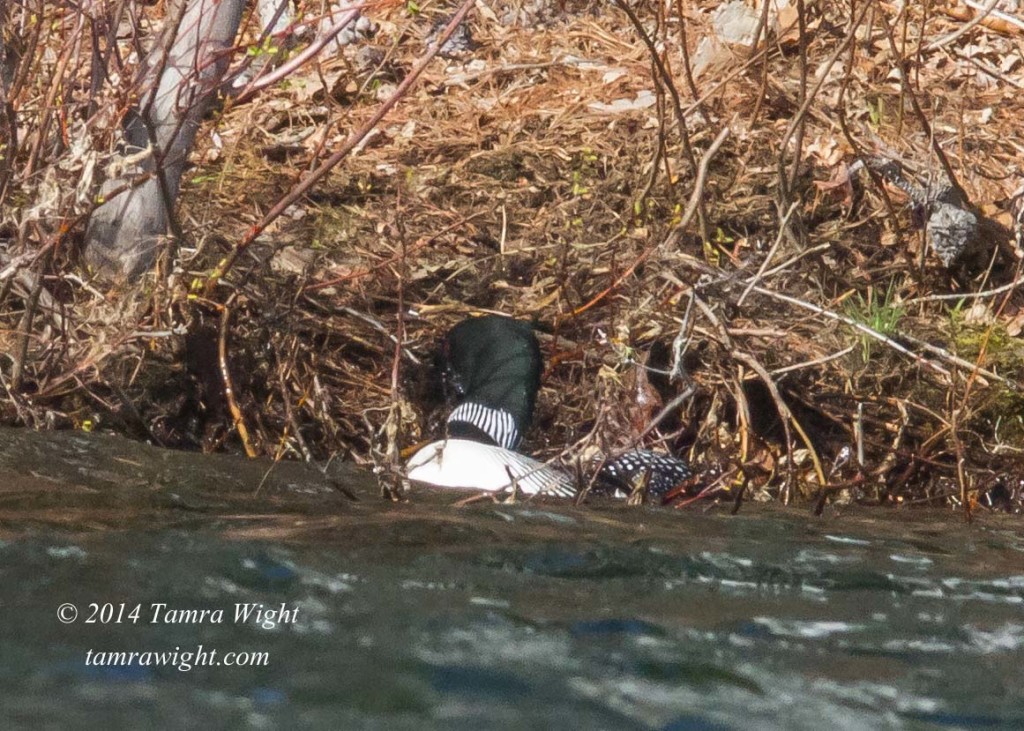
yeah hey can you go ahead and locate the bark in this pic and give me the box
[84,0,245,281]
[0,5,17,205]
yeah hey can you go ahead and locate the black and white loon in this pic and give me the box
[406,315,693,499]
[441,315,541,450]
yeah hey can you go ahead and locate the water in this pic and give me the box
[1,428,1023,729]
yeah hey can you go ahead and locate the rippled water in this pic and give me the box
[1,428,1023,729]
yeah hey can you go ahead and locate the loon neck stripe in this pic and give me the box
[447,402,519,450]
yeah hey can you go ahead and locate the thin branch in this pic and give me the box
[925,0,1002,51]
[203,0,478,294]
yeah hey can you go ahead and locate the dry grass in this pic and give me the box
[3,0,1024,511]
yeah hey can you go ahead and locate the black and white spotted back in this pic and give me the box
[596,450,693,497]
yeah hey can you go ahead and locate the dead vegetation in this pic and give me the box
[2,0,1024,512]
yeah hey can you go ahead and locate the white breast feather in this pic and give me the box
[406,439,575,497]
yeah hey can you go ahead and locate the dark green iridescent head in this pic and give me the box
[442,315,542,446]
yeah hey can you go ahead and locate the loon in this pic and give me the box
[596,450,694,498]
[441,315,540,450]
[406,315,693,499]
[406,438,575,497]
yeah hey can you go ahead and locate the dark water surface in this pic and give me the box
[1,428,1023,729]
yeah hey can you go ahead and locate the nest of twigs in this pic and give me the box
[3,0,1024,512]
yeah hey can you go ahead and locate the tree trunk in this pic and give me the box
[0,4,17,205]
[84,0,245,281]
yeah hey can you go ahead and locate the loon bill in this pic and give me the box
[406,438,576,498]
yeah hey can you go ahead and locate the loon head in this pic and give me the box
[441,315,542,450]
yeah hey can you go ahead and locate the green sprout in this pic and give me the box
[844,282,904,363]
